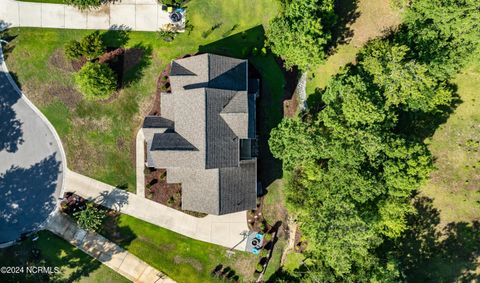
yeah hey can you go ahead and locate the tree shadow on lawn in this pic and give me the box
[0,27,18,62]
[99,29,152,88]
[330,0,360,48]
[102,27,130,49]
[393,196,480,283]
[122,43,153,87]
[396,87,462,141]
[198,25,289,190]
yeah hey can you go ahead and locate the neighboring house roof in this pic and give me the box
[144,53,257,215]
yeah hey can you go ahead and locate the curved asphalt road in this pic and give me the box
[0,46,65,244]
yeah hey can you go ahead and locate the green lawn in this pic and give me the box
[420,58,480,225]
[0,230,129,283]
[4,0,279,192]
[100,213,258,283]
[306,0,401,95]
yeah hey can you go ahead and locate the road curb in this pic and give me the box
[0,44,68,231]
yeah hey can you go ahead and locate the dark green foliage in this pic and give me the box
[64,40,83,60]
[398,0,480,79]
[159,0,186,6]
[64,0,102,10]
[269,0,480,280]
[73,202,105,231]
[64,30,105,60]
[265,0,336,71]
[79,30,105,60]
[75,62,117,100]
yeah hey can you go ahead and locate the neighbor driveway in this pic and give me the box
[0,46,65,244]
[0,0,173,31]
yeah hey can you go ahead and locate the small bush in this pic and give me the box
[73,202,105,231]
[64,0,102,10]
[264,233,273,242]
[75,62,117,100]
[64,30,105,61]
[261,47,268,56]
[260,221,267,232]
[260,248,268,258]
[64,40,83,60]
[255,263,263,273]
[80,30,105,60]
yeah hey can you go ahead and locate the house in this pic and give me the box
[143,53,259,215]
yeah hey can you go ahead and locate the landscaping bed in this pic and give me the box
[144,167,208,218]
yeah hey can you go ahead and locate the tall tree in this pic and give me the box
[266,0,336,71]
[399,0,480,79]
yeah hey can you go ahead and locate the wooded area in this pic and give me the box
[267,0,480,281]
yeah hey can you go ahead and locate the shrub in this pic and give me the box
[64,40,83,59]
[159,0,186,6]
[64,0,103,10]
[73,202,105,231]
[80,30,105,60]
[158,24,180,42]
[255,263,263,273]
[260,248,268,258]
[260,221,267,232]
[261,47,268,56]
[64,31,105,61]
[264,233,273,242]
[75,62,117,100]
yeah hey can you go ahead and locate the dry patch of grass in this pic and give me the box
[307,0,402,93]
[420,61,480,226]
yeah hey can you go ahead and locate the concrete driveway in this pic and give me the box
[0,46,65,244]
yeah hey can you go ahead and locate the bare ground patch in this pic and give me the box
[48,48,75,72]
[173,255,203,272]
[45,84,83,109]
[349,0,402,46]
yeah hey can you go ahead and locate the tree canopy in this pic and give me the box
[266,0,336,71]
[269,0,479,280]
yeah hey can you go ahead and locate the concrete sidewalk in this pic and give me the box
[46,211,174,283]
[65,170,250,251]
[0,0,174,31]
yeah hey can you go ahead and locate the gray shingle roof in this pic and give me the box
[219,160,257,214]
[170,61,196,76]
[150,132,197,151]
[205,88,240,169]
[145,53,258,215]
[143,116,174,129]
[208,55,247,91]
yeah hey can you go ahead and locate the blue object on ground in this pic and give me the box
[252,247,260,255]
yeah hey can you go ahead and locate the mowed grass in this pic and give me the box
[0,230,129,283]
[5,0,279,192]
[420,58,480,226]
[100,214,258,283]
[307,0,401,94]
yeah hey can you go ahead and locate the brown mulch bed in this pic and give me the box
[275,57,300,101]
[293,226,307,253]
[45,84,83,109]
[71,57,87,71]
[283,92,299,118]
[144,167,207,218]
